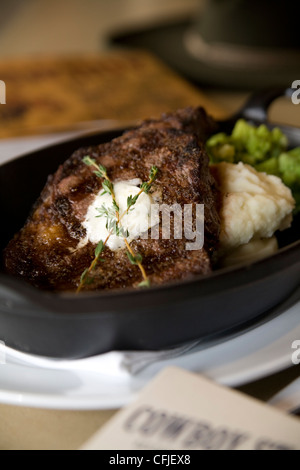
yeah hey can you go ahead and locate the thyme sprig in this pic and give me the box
[77,158,158,293]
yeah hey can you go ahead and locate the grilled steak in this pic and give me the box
[4,107,220,292]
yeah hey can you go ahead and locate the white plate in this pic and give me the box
[0,135,299,410]
[0,298,299,410]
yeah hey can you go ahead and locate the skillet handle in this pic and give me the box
[235,87,294,123]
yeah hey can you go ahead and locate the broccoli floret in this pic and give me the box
[271,127,289,156]
[231,119,253,149]
[255,157,280,176]
[278,151,300,187]
[232,121,287,164]
[206,133,235,163]
[206,119,288,166]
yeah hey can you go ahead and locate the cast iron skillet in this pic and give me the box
[0,89,299,358]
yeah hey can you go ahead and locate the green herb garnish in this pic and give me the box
[77,159,158,292]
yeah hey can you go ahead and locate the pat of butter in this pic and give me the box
[82,179,152,250]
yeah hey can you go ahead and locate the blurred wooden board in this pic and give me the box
[0,51,225,139]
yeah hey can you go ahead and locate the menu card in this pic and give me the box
[81,367,300,450]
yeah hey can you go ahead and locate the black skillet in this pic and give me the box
[0,88,299,358]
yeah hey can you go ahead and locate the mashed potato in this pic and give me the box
[211,162,295,257]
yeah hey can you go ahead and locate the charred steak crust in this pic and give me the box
[4,107,220,291]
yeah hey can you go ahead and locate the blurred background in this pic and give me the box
[0,0,199,57]
[0,0,299,137]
